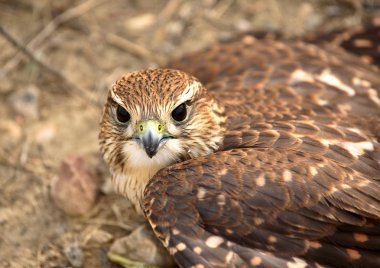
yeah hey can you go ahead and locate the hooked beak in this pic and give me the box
[134,120,172,158]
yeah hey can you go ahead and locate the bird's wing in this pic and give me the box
[168,36,380,139]
[159,22,380,268]
[306,17,380,67]
[144,143,380,268]
[167,34,380,89]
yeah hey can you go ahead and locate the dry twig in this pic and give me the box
[0,0,107,78]
[105,32,165,65]
[0,25,94,102]
[85,219,136,231]
[152,0,184,45]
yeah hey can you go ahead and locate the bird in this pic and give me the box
[99,29,380,268]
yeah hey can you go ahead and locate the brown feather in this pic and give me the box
[100,28,380,268]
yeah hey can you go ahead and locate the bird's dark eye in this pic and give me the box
[116,105,130,123]
[171,103,187,122]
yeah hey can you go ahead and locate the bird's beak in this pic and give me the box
[134,120,171,158]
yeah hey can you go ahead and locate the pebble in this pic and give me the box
[8,85,40,119]
[235,19,251,32]
[125,13,156,32]
[109,225,175,267]
[64,242,84,268]
[0,120,22,142]
[34,124,56,144]
[88,229,113,244]
[50,156,99,216]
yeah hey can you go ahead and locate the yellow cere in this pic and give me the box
[137,120,166,134]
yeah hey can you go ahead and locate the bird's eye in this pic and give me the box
[171,103,187,122]
[116,105,130,123]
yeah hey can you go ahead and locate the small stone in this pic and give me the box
[166,21,184,37]
[50,156,99,216]
[178,3,193,20]
[235,19,251,32]
[88,229,113,244]
[9,85,40,119]
[0,120,22,142]
[125,13,156,32]
[109,225,175,267]
[34,124,56,144]
[64,242,84,268]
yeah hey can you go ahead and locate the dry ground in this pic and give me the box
[0,0,377,267]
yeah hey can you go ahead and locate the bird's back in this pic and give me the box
[168,34,380,139]
[143,28,380,268]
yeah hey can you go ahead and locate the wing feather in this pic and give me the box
[144,140,380,267]
[149,26,380,268]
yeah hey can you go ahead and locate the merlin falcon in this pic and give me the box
[99,29,380,267]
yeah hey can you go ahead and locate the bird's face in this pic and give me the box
[99,69,225,199]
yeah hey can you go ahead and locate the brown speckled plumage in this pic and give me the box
[100,28,380,268]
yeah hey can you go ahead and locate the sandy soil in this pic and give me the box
[0,0,376,267]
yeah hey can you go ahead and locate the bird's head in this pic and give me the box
[99,69,225,200]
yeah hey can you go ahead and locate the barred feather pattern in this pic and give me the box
[145,35,380,267]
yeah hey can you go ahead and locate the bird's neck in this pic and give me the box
[111,166,161,215]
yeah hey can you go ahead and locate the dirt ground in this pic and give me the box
[0,0,378,267]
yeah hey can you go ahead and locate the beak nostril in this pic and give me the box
[135,120,171,158]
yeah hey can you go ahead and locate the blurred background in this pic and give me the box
[0,0,379,267]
